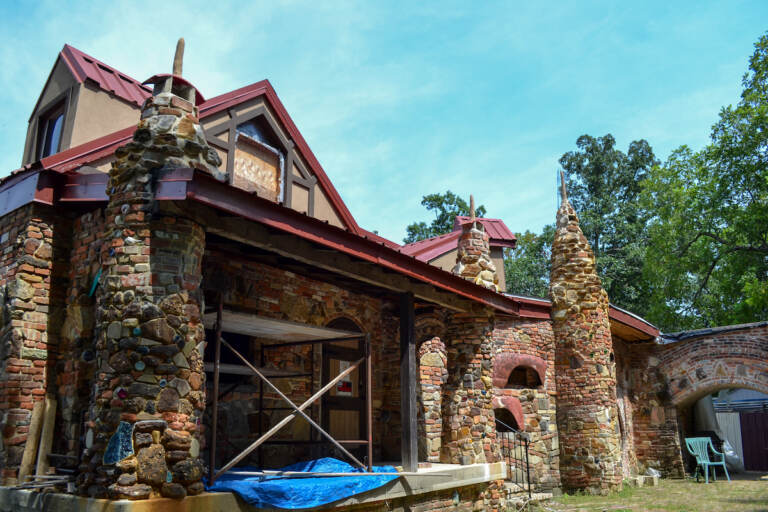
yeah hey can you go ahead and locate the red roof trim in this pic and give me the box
[60,45,151,107]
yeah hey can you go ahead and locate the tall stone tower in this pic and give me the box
[78,40,221,500]
[549,173,622,494]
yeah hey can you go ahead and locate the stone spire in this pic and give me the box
[451,195,499,291]
[79,40,217,500]
[549,173,622,494]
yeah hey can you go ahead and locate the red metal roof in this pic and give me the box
[454,216,517,247]
[401,216,517,263]
[60,45,152,107]
[400,231,461,262]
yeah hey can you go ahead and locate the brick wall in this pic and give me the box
[492,317,560,491]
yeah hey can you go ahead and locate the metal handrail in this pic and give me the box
[495,418,532,498]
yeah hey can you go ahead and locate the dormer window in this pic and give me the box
[37,102,65,159]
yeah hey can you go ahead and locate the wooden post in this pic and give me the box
[18,400,45,482]
[209,294,223,483]
[365,334,373,472]
[35,395,57,477]
[400,292,417,472]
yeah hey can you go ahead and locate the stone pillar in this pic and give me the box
[451,197,499,291]
[77,70,220,499]
[0,206,59,484]
[441,310,499,465]
[417,337,446,463]
[549,175,622,494]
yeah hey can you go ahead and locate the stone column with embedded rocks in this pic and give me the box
[440,310,499,466]
[451,196,500,291]
[549,174,622,494]
[417,337,447,463]
[77,63,221,499]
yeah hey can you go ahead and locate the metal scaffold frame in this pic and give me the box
[208,295,373,485]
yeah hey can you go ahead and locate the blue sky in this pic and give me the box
[1,1,766,242]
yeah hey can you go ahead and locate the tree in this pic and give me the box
[504,225,555,297]
[403,191,486,243]
[643,34,768,330]
[560,134,658,316]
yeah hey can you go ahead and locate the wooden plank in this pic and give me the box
[202,310,361,341]
[18,400,45,483]
[400,292,418,471]
[35,395,57,477]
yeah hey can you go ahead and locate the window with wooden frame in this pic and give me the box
[37,101,66,159]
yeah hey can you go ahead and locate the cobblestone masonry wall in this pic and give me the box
[549,188,622,494]
[417,334,447,463]
[56,210,106,460]
[0,204,69,483]
[441,310,505,511]
[77,83,218,499]
[492,317,561,491]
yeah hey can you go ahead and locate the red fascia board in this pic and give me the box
[181,170,519,316]
[608,306,660,338]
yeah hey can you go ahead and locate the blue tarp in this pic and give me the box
[206,458,400,509]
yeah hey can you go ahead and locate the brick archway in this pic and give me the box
[658,323,768,407]
[492,353,547,388]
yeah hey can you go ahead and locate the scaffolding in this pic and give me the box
[208,296,373,485]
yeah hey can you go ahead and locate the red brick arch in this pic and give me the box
[492,353,547,388]
[658,324,768,407]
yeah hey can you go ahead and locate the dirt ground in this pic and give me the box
[528,472,768,512]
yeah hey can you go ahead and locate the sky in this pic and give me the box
[1,1,766,243]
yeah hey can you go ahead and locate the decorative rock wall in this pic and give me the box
[492,317,561,491]
[440,310,498,465]
[0,205,65,483]
[549,184,622,494]
[417,336,447,463]
[77,84,213,499]
[56,210,105,460]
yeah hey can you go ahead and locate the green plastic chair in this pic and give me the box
[684,437,730,483]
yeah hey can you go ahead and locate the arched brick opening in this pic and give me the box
[492,396,524,432]
[492,353,547,389]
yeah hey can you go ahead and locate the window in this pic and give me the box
[37,102,65,159]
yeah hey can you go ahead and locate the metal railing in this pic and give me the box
[496,418,531,498]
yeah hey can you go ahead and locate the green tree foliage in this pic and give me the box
[504,225,555,297]
[643,35,768,330]
[560,134,658,316]
[403,191,486,243]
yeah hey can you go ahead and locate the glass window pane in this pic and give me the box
[41,112,64,158]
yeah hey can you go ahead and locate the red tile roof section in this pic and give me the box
[60,45,152,107]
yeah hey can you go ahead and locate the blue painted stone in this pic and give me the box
[166,470,173,483]
[158,379,167,388]
[137,345,149,355]
[103,421,134,464]
[109,248,116,257]
[132,327,142,336]
[134,361,146,371]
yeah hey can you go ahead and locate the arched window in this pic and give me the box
[506,366,543,389]
[495,408,520,431]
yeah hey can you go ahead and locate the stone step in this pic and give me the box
[627,475,659,487]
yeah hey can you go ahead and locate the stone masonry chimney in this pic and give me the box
[549,172,622,494]
[452,195,500,291]
[78,39,219,500]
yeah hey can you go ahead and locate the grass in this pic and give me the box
[525,472,768,512]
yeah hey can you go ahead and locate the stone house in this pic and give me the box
[1,42,766,510]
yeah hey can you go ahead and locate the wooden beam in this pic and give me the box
[35,395,56,477]
[18,400,45,483]
[400,292,418,471]
[206,218,470,313]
